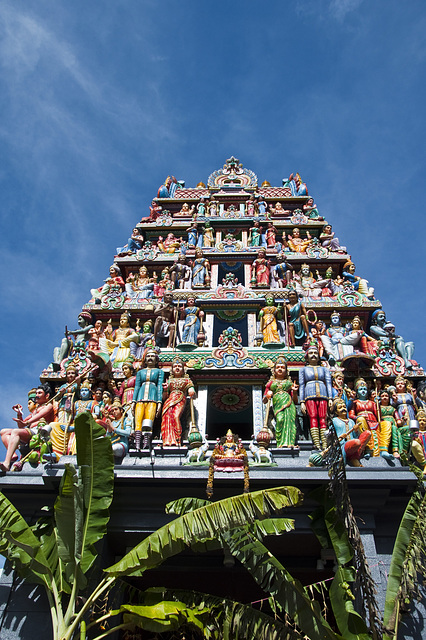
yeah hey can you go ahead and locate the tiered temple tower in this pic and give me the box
[1,157,425,639]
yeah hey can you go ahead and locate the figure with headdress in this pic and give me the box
[107,399,132,462]
[251,248,270,287]
[106,312,139,369]
[130,320,155,361]
[161,358,196,447]
[342,260,374,299]
[411,410,426,474]
[321,311,362,364]
[298,345,333,450]
[369,309,415,370]
[132,348,164,450]
[349,379,379,456]
[287,228,312,253]
[263,357,298,447]
[181,296,204,346]
[154,292,177,348]
[258,293,283,345]
[53,311,94,366]
[331,398,371,467]
[119,359,137,408]
[191,248,211,288]
[90,264,125,303]
[283,172,308,197]
[285,290,309,346]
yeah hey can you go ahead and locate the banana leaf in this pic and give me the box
[223,526,342,640]
[0,490,53,588]
[105,486,302,577]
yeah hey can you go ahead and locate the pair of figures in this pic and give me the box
[258,290,309,348]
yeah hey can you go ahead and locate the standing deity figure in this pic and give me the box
[207,198,218,217]
[196,197,207,218]
[256,196,267,216]
[0,384,54,473]
[130,320,155,361]
[263,358,298,447]
[369,309,415,370]
[186,222,198,247]
[331,369,353,413]
[107,399,132,462]
[248,221,262,247]
[132,348,164,450]
[273,253,292,289]
[73,381,98,417]
[321,311,362,364]
[192,248,211,288]
[320,224,346,253]
[283,172,308,197]
[287,228,312,253]
[265,223,278,247]
[293,263,325,299]
[119,360,137,409]
[251,249,270,287]
[331,399,371,467]
[298,345,333,450]
[285,290,309,346]
[342,261,374,299]
[170,254,191,290]
[258,293,283,345]
[379,389,402,458]
[181,296,204,346]
[55,366,81,426]
[391,376,417,425]
[412,410,426,475]
[161,358,196,447]
[245,195,257,216]
[202,221,214,247]
[154,292,177,348]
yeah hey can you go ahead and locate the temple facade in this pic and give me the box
[1,157,425,639]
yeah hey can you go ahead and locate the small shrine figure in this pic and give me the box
[0,384,54,473]
[298,345,333,450]
[392,376,417,425]
[245,194,257,216]
[320,224,346,253]
[186,221,198,247]
[162,233,181,253]
[176,202,195,218]
[256,196,268,217]
[273,253,292,289]
[192,248,211,288]
[105,312,139,369]
[125,265,154,301]
[207,429,249,497]
[107,399,132,462]
[73,381,97,416]
[147,200,162,222]
[263,357,298,447]
[180,296,204,347]
[265,222,278,248]
[303,197,322,220]
[331,369,353,413]
[251,248,270,287]
[342,261,374,299]
[55,366,81,426]
[331,399,371,467]
[154,292,177,348]
[161,358,196,447]
[127,228,145,254]
[248,221,262,247]
[269,202,291,218]
[202,221,214,247]
[258,293,283,346]
[369,310,415,370]
[412,410,426,474]
[170,254,191,290]
[287,228,312,253]
[132,348,164,450]
[285,290,309,346]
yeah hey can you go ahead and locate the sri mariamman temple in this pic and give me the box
[1,157,425,639]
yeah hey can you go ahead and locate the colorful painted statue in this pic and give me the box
[256,196,267,216]
[283,172,308,196]
[269,202,291,217]
[298,345,333,450]
[321,311,362,364]
[342,261,374,299]
[273,253,292,288]
[245,195,257,216]
[90,265,125,303]
[73,381,98,417]
[320,224,346,253]
[170,254,191,290]
[379,389,402,458]
[105,312,139,369]
[55,366,80,426]
[251,249,270,287]
[263,357,298,447]
[106,399,132,461]
[265,223,277,247]
[157,175,180,198]
[287,228,312,253]
[161,358,196,447]
[192,248,211,288]
[125,265,154,300]
[181,296,204,346]
[248,221,262,247]
[392,376,416,425]
[303,197,321,220]
[331,369,353,413]
[130,320,155,361]
[207,198,218,217]
[0,384,54,473]
[258,293,283,345]
[202,221,214,247]
[186,222,198,247]
[53,311,94,366]
[119,360,137,408]
[293,263,326,299]
[331,398,371,467]
[132,348,164,450]
[196,197,207,218]
[411,410,426,474]
[154,292,177,348]
[285,290,309,346]
[176,202,195,217]
[369,310,415,370]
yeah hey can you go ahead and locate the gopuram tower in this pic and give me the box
[0,157,425,637]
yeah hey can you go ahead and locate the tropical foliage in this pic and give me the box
[0,412,426,640]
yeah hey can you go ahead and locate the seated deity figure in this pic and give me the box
[293,263,328,299]
[53,311,94,366]
[0,384,54,472]
[130,319,155,361]
[321,311,364,364]
[342,261,374,299]
[102,312,139,369]
[269,201,291,217]
[303,197,322,220]
[251,249,270,287]
[273,253,292,288]
[320,224,346,253]
[283,172,308,196]
[369,309,415,370]
[90,265,125,303]
[331,399,371,467]
[170,254,191,290]
[287,228,312,253]
[192,248,211,288]
[162,233,181,253]
[147,200,162,222]
[106,399,132,462]
[161,358,196,447]
[125,265,155,301]
[176,202,195,218]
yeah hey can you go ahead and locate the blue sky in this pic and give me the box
[1,0,426,436]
